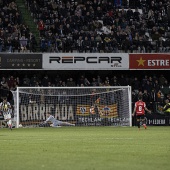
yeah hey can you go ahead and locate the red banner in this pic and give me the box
[129,54,170,69]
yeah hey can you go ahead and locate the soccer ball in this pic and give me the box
[18,124,23,128]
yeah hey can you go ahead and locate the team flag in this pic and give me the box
[76,105,90,116]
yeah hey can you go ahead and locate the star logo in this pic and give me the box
[136,57,146,66]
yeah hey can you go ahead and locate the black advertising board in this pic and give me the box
[0,54,42,69]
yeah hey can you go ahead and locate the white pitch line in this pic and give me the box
[106,138,133,140]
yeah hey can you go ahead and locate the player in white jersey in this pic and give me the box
[44,112,75,127]
[0,98,12,130]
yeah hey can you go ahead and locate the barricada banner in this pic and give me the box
[129,54,170,69]
[43,53,129,70]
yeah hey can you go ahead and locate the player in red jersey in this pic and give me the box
[132,95,151,130]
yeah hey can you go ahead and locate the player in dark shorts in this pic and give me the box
[132,96,151,130]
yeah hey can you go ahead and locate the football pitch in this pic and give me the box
[0,126,169,170]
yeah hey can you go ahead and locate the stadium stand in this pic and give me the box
[21,0,170,53]
[0,0,38,52]
[0,0,170,53]
[0,1,170,114]
[0,70,169,96]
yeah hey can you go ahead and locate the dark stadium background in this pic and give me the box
[0,70,169,83]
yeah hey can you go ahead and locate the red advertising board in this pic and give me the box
[129,54,170,69]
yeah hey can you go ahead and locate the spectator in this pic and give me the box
[143,80,153,94]
[159,75,167,86]
[7,76,17,90]
[111,78,120,86]
[153,79,160,93]
[132,77,141,93]
[11,37,20,53]
[150,88,157,102]
[1,76,9,90]
[19,35,28,52]
[67,78,76,87]
[38,20,45,37]
[29,33,37,52]
[142,89,150,103]
[42,75,50,87]
[84,78,91,86]
[82,36,91,53]
[5,37,12,53]
[78,75,86,86]
[161,80,170,97]
[22,75,30,86]
[63,36,73,53]
[77,36,84,52]
[156,90,164,102]
[30,1,40,18]
[122,36,133,53]
[0,33,4,52]
[54,75,61,86]
[40,37,48,52]
[90,36,98,53]
[30,74,39,86]
[119,74,128,86]
[91,78,98,86]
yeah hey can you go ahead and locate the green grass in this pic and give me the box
[0,126,170,170]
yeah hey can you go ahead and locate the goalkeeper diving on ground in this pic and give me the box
[40,112,75,127]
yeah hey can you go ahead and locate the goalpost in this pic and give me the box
[12,86,132,128]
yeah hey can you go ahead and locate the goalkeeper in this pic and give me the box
[0,97,12,130]
[43,112,75,127]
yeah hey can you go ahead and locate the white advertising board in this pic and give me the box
[43,53,129,70]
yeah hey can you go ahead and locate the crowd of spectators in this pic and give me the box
[24,0,170,53]
[0,0,37,53]
[0,71,170,106]
[0,0,170,53]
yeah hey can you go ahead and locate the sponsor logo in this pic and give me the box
[136,57,146,66]
[49,56,122,64]
[80,107,86,114]
[103,106,110,111]
[136,57,169,67]
[148,59,169,66]
[130,54,170,69]
[0,54,42,69]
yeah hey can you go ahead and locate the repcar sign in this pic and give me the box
[43,53,129,70]
[49,56,122,64]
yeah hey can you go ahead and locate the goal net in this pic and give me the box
[12,86,132,128]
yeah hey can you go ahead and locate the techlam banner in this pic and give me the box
[43,53,129,70]
[129,54,170,69]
